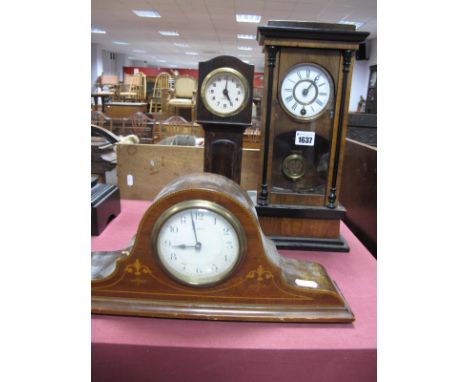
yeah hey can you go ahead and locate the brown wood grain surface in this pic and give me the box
[92,173,354,322]
[117,144,260,200]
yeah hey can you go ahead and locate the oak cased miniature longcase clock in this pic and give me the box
[256,21,369,251]
[197,55,254,184]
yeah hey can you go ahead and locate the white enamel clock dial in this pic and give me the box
[201,67,249,117]
[279,63,333,121]
[153,200,245,286]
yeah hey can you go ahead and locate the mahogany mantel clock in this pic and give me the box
[196,55,254,184]
[91,173,354,323]
[255,21,369,251]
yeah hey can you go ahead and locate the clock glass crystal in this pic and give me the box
[279,63,333,121]
[201,67,249,117]
[152,200,245,286]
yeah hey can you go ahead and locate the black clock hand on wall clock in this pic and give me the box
[302,81,314,97]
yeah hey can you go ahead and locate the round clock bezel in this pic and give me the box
[151,199,247,287]
[200,67,250,117]
[279,62,334,122]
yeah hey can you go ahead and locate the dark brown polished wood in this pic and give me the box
[197,56,254,184]
[91,173,354,322]
[255,21,369,251]
[203,124,246,184]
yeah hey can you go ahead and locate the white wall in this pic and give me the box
[115,53,131,81]
[91,43,103,91]
[349,38,377,112]
[91,45,131,89]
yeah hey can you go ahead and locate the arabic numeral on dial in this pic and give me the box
[298,136,312,144]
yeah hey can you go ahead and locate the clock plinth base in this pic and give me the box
[256,204,349,252]
[266,234,348,252]
[92,278,353,322]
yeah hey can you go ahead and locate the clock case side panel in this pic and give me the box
[257,46,280,204]
[196,55,254,126]
[327,51,357,206]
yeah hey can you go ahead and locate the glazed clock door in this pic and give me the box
[269,48,341,206]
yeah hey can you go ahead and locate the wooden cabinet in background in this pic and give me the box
[365,65,377,114]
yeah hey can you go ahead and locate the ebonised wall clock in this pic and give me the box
[197,55,254,184]
[255,21,369,251]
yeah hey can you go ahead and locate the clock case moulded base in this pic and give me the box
[256,204,349,252]
[91,173,354,323]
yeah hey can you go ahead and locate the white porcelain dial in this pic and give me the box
[153,201,244,286]
[279,63,333,120]
[201,68,249,117]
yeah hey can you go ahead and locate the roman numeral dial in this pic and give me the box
[279,63,333,120]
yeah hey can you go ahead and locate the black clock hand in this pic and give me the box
[302,81,314,97]
[223,78,233,106]
[190,212,202,249]
[172,243,202,250]
[222,87,233,106]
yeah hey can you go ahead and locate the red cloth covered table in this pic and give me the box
[92,200,376,382]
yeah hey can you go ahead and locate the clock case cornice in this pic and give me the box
[257,21,369,46]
